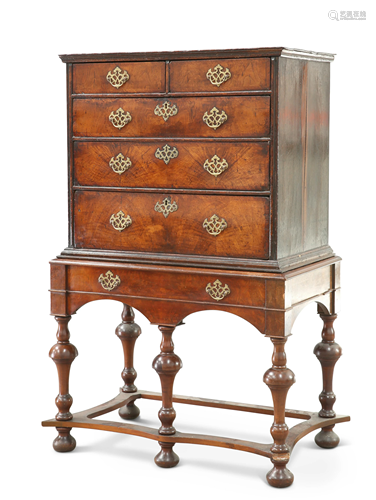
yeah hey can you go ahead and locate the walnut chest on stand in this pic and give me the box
[42,47,350,488]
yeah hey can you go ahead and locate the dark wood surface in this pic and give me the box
[72,96,270,138]
[42,389,349,457]
[263,337,295,487]
[59,47,335,64]
[44,48,348,488]
[63,50,336,271]
[64,261,266,307]
[73,61,166,94]
[116,305,142,420]
[276,57,330,259]
[169,57,270,92]
[50,256,341,334]
[49,316,78,452]
[313,313,343,449]
[73,191,270,258]
[73,140,270,191]
[153,326,182,467]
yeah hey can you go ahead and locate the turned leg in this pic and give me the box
[115,304,142,420]
[263,337,295,488]
[49,316,78,452]
[152,325,182,468]
[314,313,342,448]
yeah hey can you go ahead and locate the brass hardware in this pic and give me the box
[203,155,229,177]
[109,108,132,130]
[98,270,121,291]
[206,64,232,87]
[110,210,132,231]
[203,107,228,130]
[109,153,132,174]
[154,196,178,218]
[106,66,130,89]
[154,100,178,121]
[155,144,179,165]
[203,214,228,236]
[206,280,231,301]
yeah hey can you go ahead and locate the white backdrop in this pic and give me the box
[1,1,374,498]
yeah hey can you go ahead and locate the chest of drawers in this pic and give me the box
[43,48,349,488]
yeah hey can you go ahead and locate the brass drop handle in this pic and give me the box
[206,280,231,301]
[206,64,232,87]
[203,155,229,177]
[109,153,132,174]
[109,108,132,130]
[98,271,121,291]
[110,210,132,231]
[203,107,228,130]
[106,67,130,88]
[203,214,227,236]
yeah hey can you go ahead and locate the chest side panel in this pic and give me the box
[276,57,330,259]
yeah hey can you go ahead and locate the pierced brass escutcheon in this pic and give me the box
[203,214,228,236]
[203,155,229,177]
[155,144,179,165]
[98,270,121,291]
[109,210,132,231]
[154,196,178,218]
[109,153,132,174]
[206,279,231,301]
[106,67,130,89]
[206,64,232,87]
[109,108,132,130]
[203,107,228,130]
[154,100,178,122]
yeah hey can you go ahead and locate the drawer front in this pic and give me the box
[170,58,270,92]
[73,62,166,94]
[66,265,266,308]
[74,141,270,191]
[73,97,270,138]
[74,191,270,259]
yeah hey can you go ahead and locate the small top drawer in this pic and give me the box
[170,58,270,92]
[73,62,166,94]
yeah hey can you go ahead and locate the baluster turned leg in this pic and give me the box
[116,304,142,420]
[263,337,295,488]
[49,316,78,452]
[152,325,182,468]
[314,313,342,448]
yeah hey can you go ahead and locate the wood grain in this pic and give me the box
[73,141,270,191]
[276,58,330,259]
[72,96,270,138]
[73,61,166,94]
[64,261,267,308]
[73,191,270,259]
[59,47,334,64]
[169,58,270,92]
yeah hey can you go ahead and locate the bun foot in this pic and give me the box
[119,401,140,420]
[315,425,340,449]
[266,459,294,488]
[53,427,76,453]
[154,442,179,468]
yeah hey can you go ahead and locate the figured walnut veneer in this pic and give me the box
[43,47,349,488]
